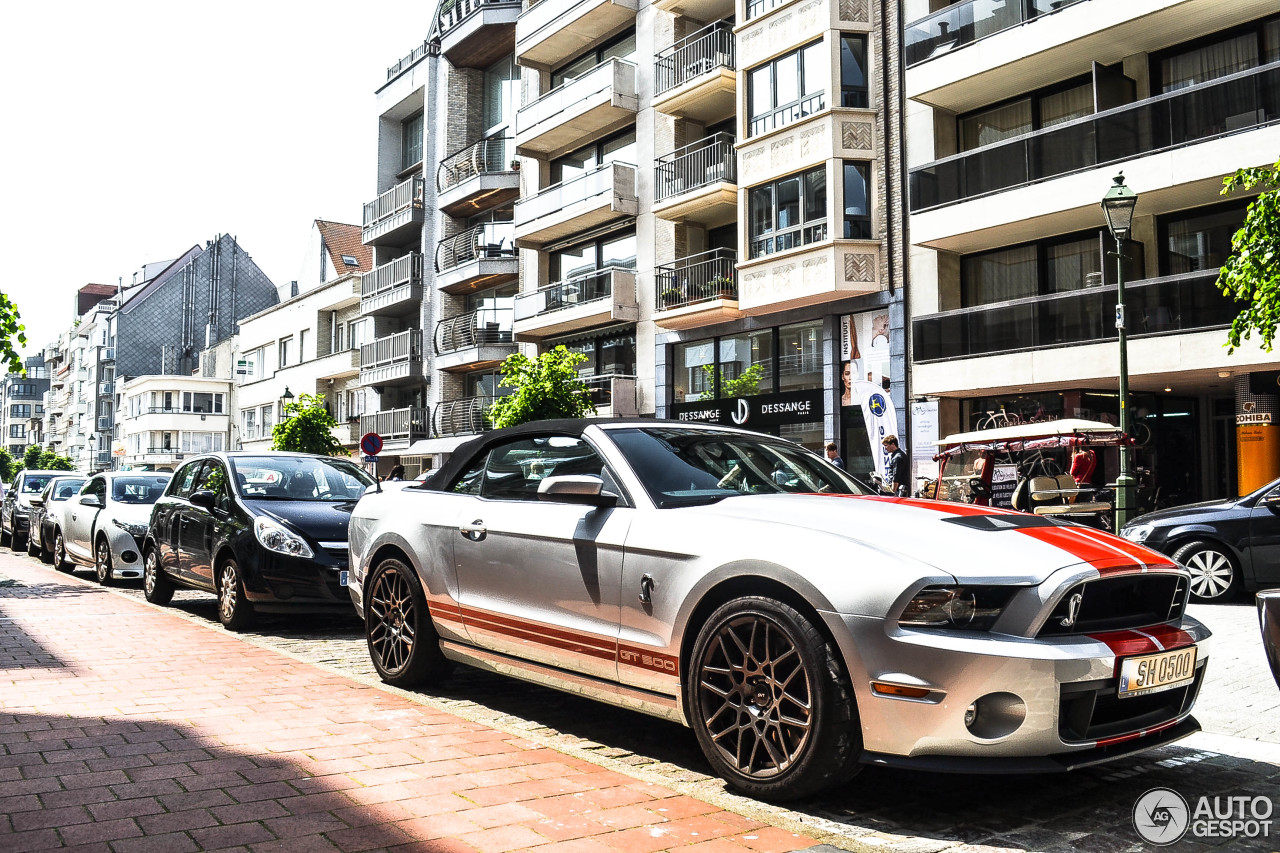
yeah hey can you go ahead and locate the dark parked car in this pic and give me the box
[2,470,65,552]
[142,452,375,630]
[1121,478,1280,602]
[28,475,88,561]
[1260,590,1280,689]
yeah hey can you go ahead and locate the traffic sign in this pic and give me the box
[360,432,384,456]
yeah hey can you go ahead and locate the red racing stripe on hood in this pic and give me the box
[1016,525,1161,574]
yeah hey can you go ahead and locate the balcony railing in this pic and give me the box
[436,223,516,272]
[437,137,513,192]
[912,269,1233,362]
[97,416,112,431]
[514,268,619,321]
[655,249,737,310]
[655,134,736,203]
[655,21,734,96]
[362,253,423,298]
[359,407,429,442]
[748,91,825,138]
[439,0,519,32]
[387,39,431,81]
[363,176,425,229]
[905,0,1086,68]
[434,396,496,436]
[98,381,114,395]
[360,329,424,369]
[911,62,1280,212]
[434,308,515,354]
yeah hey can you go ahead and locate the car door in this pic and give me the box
[64,477,106,562]
[157,461,203,581]
[1248,483,1280,585]
[452,434,631,682]
[180,460,230,589]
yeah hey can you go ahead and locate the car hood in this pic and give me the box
[244,499,356,543]
[1128,498,1239,526]
[692,494,1175,584]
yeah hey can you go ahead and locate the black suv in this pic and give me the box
[2,470,65,552]
[142,452,375,630]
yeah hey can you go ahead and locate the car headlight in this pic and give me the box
[113,518,149,538]
[899,585,1014,631]
[1120,524,1153,544]
[254,516,314,558]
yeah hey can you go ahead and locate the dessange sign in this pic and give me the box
[670,389,825,429]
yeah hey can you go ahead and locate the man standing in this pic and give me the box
[825,441,844,470]
[881,435,908,496]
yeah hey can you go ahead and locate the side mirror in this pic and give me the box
[29,496,45,507]
[1262,490,1280,508]
[537,475,617,507]
[189,490,216,509]
[80,494,102,508]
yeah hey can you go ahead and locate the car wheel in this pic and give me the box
[10,529,24,552]
[143,548,174,605]
[27,534,40,558]
[217,557,254,632]
[52,530,72,573]
[39,532,52,564]
[1174,541,1242,603]
[95,537,114,586]
[365,558,452,687]
[685,596,862,801]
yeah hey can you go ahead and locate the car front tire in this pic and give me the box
[1174,540,1242,603]
[27,533,40,558]
[52,530,72,573]
[95,537,114,586]
[217,557,254,632]
[143,548,174,605]
[685,596,862,801]
[365,558,452,687]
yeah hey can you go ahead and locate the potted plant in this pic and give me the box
[709,275,735,297]
[659,287,682,308]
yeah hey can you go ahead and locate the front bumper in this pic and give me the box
[104,528,146,580]
[241,544,352,612]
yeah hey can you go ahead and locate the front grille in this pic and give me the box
[1038,574,1187,636]
[1059,665,1204,743]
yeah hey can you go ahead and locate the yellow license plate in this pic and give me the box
[1118,646,1197,698]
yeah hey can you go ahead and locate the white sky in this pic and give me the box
[0,0,431,359]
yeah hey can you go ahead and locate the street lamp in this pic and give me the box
[280,386,295,419]
[1101,174,1139,530]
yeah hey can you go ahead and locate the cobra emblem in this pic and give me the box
[1059,592,1084,628]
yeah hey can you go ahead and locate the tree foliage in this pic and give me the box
[700,362,765,399]
[17,445,73,472]
[22,445,43,470]
[271,393,348,456]
[0,448,13,482]
[488,346,597,429]
[0,293,26,377]
[1217,159,1280,353]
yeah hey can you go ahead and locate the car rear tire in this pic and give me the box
[143,548,174,605]
[10,530,24,552]
[217,558,255,632]
[1174,540,1242,603]
[27,535,39,558]
[52,530,72,573]
[39,533,52,564]
[685,596,862,801]
[95,537,114,586]
[365,558,452,687]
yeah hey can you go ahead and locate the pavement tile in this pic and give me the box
[110,831,202,853]
[323,822,417,852]
[137,806,223,834]
[58,816,145,846]
[521,815,616,843]
[458,824,556,853]
[0,828,62,853]
[263,811,352,837]
[394,812,486,840]
[190,820,279,849]
[246,834,343,853]
[86,795,166,821]
[461,802,552,829]
[10,803,93,831]
[733,828,814,853]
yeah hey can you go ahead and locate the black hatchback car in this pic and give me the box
[143,452,375,630]
[1121,477,1280,602]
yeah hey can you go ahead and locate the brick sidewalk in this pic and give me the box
[0,555,819,853]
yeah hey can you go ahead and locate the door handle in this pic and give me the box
[459,520,486,542]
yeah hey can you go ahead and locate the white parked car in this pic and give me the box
[28,475,87,562]
[54,472,172,583]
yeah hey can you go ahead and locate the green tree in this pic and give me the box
[0,448,13,482]
[488,346,597,429]
[0,292,26,376]
[22,444,42,470]
[1217,158,1280,353]
[700,362,765,399]
[271,393,347,456]
[37,451,74,471]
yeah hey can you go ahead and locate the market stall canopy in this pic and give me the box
[934,418,1125,459]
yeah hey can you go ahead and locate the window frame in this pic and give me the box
[747,39,827,138]
[748,165,828,259]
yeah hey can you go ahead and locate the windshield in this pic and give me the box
[230,456,375,501]
[111,475,172,505]
[609,427,874,508]
[49,478,87,501]
[21,475,54,494]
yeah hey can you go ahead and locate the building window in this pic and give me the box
[299,330,309,363]
[483,53,519,135]
[843,162,871,239]
[10,404,30,419]
[8,425,25,439]
[748,166,827,259]
[840,35,868,108]
[261,404,274,437]
[549,229,637,282]
[960,228,1144,307]
[180,432,224,454]
[551,31,636,89]
[237,348,263,383]
[747,40,826,137]
[182,392,224,414]
[279,337,292,369]
[550,130,637,185]
[958,76,1094,151]
[243,409,257,441]
[1159,202,1248,274]
[402,112,424,171]
[1156,15,1280,92]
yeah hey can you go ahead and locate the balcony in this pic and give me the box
[362,177,426,247]
[582,374,637,417]
[359,329,425,387]
[513,267,638,340]
[96,416,112,431]
[736,241,881,316]
[359,406,429,444]
[912,269,1232,362]
[101,347,115,361]
[318,277,362,311]
[313,347,361,381]
[438,0,522,68]
[905,0,1086,68]
[98,381,114,395]
[654,249,742,330]
[436,223,519,294]
[652,0,731,20]
[910,62,1280,213]
[437,137,520,217]
[514,59,637,157]
[434,396,496,437]
[94,452,112,468]
[515,0,638,70]
[652,22,735,124]
[653,134,737,228]
[434,307,516,372]
[514,162,637,247]
[387,39,431,83]
[361,253,424,317]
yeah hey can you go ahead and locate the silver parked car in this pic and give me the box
[55,472,172,583]
[348,420,1211,800]
[28,475,88,562]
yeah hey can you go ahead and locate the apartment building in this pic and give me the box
[118,375,232,471]
[39,285,118,472]
[234,221,373,453]
[2,356,50,458]
[905,0,1280,501]
[366,0,903,475]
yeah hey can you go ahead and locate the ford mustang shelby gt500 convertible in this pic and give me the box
[348,419,1209,800]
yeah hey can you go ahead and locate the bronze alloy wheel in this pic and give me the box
[217,558,254,631]
[143,548,173,605]
[95,539,113,585]
[365,559,451,687]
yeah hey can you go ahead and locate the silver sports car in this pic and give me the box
[348,419,1210,800]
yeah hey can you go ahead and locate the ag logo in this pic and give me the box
[868,394,887,417]
[1133,787,1189,845]
[730,398,750,425]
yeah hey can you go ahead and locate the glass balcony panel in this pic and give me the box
[904,0,1086,67]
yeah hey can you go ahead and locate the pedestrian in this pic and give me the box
[825,441,844,469]
[388,464,405,481]
[881,435,909,497]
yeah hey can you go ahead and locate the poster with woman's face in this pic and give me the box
[839,310,891,407]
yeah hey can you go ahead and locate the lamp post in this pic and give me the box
[280,386,295,420]
[1101,174,1139,530]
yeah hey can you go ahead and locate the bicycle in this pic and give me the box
[974,406,1022,431]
